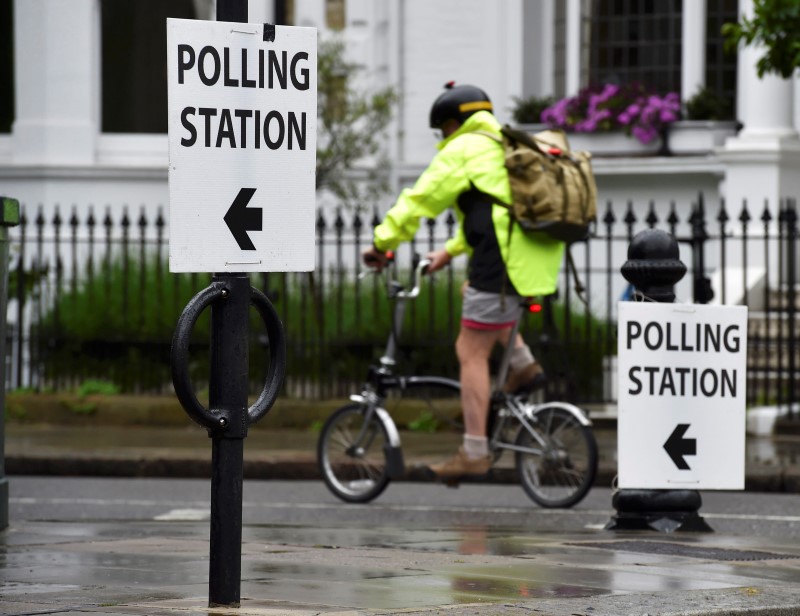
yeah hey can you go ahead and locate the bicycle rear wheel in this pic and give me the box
[317,404,391,503]
[515,404,598,508]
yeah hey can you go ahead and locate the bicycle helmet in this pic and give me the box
[429,82,493,129]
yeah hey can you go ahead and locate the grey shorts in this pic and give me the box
[461,286,523,330]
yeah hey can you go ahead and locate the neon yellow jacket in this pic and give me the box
[373,111,564,297]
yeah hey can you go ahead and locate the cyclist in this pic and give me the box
[362,82,565,481]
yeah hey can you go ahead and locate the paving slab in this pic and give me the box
[4,518,800,615]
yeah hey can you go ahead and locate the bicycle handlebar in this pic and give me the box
[360,253,432,300]
[393,257,431,299]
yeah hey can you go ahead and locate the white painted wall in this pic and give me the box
[0,0,794,263]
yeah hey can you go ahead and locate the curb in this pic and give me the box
[7,453,796,493]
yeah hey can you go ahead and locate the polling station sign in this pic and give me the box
[617,302,748,490]
[167,19,316,273]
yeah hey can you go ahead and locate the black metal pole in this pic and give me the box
[0,197,20,531]
[690,194,714,305]
[208,3,248,607]
[217,0,247,23]
[207,272,250,607]
[785,201,797,418]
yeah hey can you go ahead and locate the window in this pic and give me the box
[589,0,683,94]
[705,0,738,118]
[101,0,196,133]
[0,0,13,134]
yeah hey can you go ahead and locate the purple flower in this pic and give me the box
[541,83,681,144]
[632,125,658,144]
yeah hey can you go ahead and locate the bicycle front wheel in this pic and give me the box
[515,404,598,508]
[317,404,391,503]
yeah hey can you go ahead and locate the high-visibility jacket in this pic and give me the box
[373,111,564,297]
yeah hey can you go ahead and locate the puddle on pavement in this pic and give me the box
[241,524,748,608]
[7,520,800,611]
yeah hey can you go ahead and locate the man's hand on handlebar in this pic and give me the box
[424,248,452,273]
[362,245,390,272]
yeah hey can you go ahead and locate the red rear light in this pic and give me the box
[528,303,542,313]
[385,250,395,261]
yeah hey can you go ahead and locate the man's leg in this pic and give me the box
[502,331,546,394]
[428,323,508,480]
[456,324,508,438]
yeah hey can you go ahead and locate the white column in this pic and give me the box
[795,74,800,133]
[522,0,554,97]
[565,0,581,96]
[735,47,797,141]
[731,0,797,143]
[12,0,99,165]
[720,0,800,215]
[681,0,706,102]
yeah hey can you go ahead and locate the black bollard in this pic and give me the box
[606,229,713,533]
[207,1,249,606]
[208,273,250,606]
[171,276,285,606]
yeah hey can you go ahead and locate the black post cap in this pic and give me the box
[621,229,686,303]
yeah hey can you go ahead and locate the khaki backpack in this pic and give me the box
[478,126,598,243]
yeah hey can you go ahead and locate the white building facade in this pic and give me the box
[0,0,798,253]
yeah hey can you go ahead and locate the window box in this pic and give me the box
[514,121,739,156]
[514,124,662,156]
[666,121,739,155]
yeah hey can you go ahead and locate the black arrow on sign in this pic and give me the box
[664,423,696,470]
[224,187,261,250]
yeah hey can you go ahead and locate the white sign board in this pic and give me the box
[167,18,317,273]
[617,302,748,490]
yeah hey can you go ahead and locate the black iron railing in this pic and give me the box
[6,196,799,413]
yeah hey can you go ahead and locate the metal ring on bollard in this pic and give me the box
[170,282,286,430]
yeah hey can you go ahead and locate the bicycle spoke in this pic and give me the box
[318,404,391,503]
[514,404,598,508]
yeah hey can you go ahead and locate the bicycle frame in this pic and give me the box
[490,394,592,457]
[348,257,462,478]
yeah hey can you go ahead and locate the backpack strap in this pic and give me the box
[471,129,503,144]
[565,245,589,306]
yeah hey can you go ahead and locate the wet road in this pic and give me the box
[6,477,800,614]
[10,476,800,538]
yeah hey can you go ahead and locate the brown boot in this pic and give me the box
[428,447,491,480]
[503,361,546,394]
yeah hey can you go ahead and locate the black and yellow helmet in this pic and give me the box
[429,82,493,129]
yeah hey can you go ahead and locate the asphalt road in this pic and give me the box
[10,476,800,538]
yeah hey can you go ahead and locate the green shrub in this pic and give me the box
[31,255,611,401]
[684,87,735,121]
[511,95,556,124]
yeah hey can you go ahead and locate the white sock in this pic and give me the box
[463,435,489,459]
[510,344,535,371]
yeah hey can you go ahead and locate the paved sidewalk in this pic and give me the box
[5,495,800,616]
[6,414,800,615]
[7,421,800,492]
